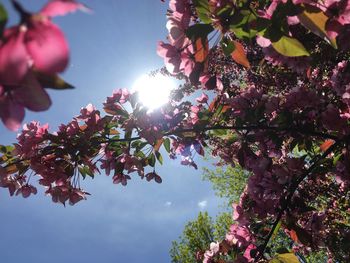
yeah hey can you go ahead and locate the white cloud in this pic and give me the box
[198,200,207,209]
[165,201,172,207]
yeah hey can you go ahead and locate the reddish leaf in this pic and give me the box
[320,139,335,152]
[154,138,164,152]
[5,164,18,174]
[208,96,220,112]
[289,229,299,243]
[231,40,250,69]
[194,38,209,63]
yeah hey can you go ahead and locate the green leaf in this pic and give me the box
[0,3,7,37]
[34,71,75,90]
[271,220,282,241]
[298,5,337,48]
[229,9,258,40]
[333,153,342,165]
[125,131,132,139]
[270,253,300,263]
[164,138,171,153]
[212,129,227,136]
[135,150,146,159]
[0,145,14,154]
[155,151,163,165]
[131,140,148,151]
[271,36,310,57]
[148,153,156,167]
[186,24,214,41]
[221,37,235,57]
[78,165,94,179]
[193,0,211,24]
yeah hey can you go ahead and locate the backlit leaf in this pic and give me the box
[154,138,164,152]
[186,24,214,41]
[148,154,156,167]
[194,38,209,63]
[320,139,335,152]
[298,6,337,48]
[5,164,18,174]
[270,253,300,263]
[193,0,211,24]
[271,220,282,241]
[164,138,171,153]
[271,36,310,57]
[155,151,163,165]
[231,40,250,68]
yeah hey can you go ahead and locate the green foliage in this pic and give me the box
[185,24,214,41]
[192,0,211,24]
[270,252,300,263]
[170,166,244,262]
[304,250,328,263]
[202,165,249,207]
[170,212,214,263]
[170,211,232,263]
[271,36,310,57]
[170,164,331,262]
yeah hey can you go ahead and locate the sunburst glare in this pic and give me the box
[132,73,176,111]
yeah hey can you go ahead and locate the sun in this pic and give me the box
[132,73,176,111]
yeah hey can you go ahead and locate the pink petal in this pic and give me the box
[25,21,69,74]
[21,186,32,198]
[13,72,51,111]
[40,0,90,17]
[0,28,29,85]
[0,95,25,131]
[256,36,271,48]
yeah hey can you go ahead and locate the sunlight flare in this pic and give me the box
[132,73,176,110]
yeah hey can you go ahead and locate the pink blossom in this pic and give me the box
[16,121,49,157]
[226,224,253,248]
[69,188,88,205]
[0,0,85,130]
[166,14,190,49]
[196,93,209,104]
[0,27,28,85]
[16,184,37,198]
[243,244,257,262]
[40,0,89,17]
[157,41,181,74]
[169,0,190,14]
[145,172,162,183]
[112,173,131,186]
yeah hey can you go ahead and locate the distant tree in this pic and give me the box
[170,212,233,263]
[202,165,249,207]
[170,166,242,263]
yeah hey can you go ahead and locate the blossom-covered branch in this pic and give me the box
[1,0,350,262]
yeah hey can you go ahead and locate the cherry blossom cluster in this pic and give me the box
[156,0,350,262]
[1,0,350,262]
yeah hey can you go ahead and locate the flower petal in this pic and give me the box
[0,95,25,131]
[0,28,28,85]
[25,21,69,74]
[13,72,51,111]
[40,0,90,17]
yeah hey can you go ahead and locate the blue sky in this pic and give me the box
[0,1,224,262]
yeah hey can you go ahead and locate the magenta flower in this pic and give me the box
[157,41,182,74]
[0,0,86,130]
